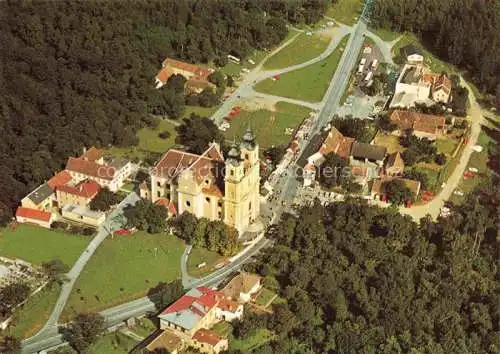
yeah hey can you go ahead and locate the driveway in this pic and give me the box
[399,78,484,221]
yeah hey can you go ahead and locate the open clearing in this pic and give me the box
[326,0,364,26]
[263,32,331,70]
[187,247,227,278]
[62,232,184,320]
[223,102,312,149]
[0,225,90,267]
[7,284,61,339]
[254,35,349,102]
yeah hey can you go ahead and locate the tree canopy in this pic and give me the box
[60,312,105,353]
[372,0,500,95]
[0,0,330,221]
[245,189,499,353]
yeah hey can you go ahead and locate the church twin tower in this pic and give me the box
[148,128,260,235]
[224,129,260,234]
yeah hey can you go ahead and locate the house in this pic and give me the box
[319,126,355,159]
[371,177,421,201]
[155,57,215,93]
[15,207,53,229]
[220,272,262,303]
[191,328,228,354]
[400,44,424,64]
[146,129,260,234]
[47,171,73,190]
[20,183,53,211]
[390,64,433,109]
[349,142,387,167]
[385,152,405,176]
[145,330,184,354]
[424,73,452,103]
[65,147,131,192]
[390,110,446,140]
[55,179,101,208]
[158,287,242,337]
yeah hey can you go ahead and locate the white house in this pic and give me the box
[220,272,262,303]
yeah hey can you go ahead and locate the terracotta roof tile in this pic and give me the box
[221,272,262,301]
[162,58,211,79]
[82,147,103,162]
[390,110,445,136]
[155,198,178,216]
[66,157,115,180]
[319,127,354,159]
[193,329,225,346]
[16,207,52,222]
[56,179,101,199]
[47,171,73,189]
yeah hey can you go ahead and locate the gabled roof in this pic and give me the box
[25,183,53,205]
[193,329,225,346]
[386,152,405,170]
[47,171,73,189]
[16,207,52,222]
[66,157,115,180]
[162,58,211,80]
[157,67,174,84]
[390,110,446,135]
[350,142,387,161]
[155,198,178,216]
[433,75,451,95]
[82,147,103,162]
[159,287,223,331]
[319,127,355,159]
[221,272,262,300]
[57,179,101,199]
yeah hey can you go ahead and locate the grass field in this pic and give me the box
[0,225,90,267]
[371,27,402,42]
[130,317,158,338]
[263,33,331,70]
[187,247,227,278]
[436,137,458,156]
[414,165,440,190]
[212,321,273,353]
[62,232,185,320]
[449,129,497,204]
[255,288,276,307]
[254,35,349,102]
[6,284,61,339]
[88,332,138,354]
[326,0,364,26]
[224,102,312,149]
[107,119,179,161]
[373,133,404,154]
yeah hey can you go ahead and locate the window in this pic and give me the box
[249,202,252,210]
[166,193,171,200]
[218,211,222,218]
[205,197,210,203]
[186,201,191,207]
[157,191,161,197]
[204,179,209,185]
[230,170,234,176]
[218,201,223,207]
[166,183,170,189]
[245,154,249,160]
[156,181,161,187]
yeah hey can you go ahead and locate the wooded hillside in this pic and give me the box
[0,0,330,220]
[247,185,499,353]
[372,0,500,97]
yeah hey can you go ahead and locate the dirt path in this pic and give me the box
[399,78,484,221]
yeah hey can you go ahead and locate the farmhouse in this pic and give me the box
[152,286,241,354]
[390,110,446,140]
[155,57,216,93]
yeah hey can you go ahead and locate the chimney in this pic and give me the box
[82,146,88,160]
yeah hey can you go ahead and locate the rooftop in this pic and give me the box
[66,157,115,181]
[16,207,52,222]
[57,179,101,199]
[221,272,262,301]
[47,171,73,189]
[193,328,225,346]
[145,330,182,352]
[25,183,53,205]
[82,147,104,162]
[351,142,387,162]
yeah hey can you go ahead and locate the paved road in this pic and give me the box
[212,24,353,126]
[398,78,484,221]
[21,236,271,354]
[22,192,141,353]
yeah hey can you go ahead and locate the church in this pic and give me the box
[140,129,260,234]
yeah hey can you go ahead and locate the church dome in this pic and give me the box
[226,143,241,165]
[241,128,256,149]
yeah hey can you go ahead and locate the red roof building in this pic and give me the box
[47,171,73,189]
[16,207,53,228]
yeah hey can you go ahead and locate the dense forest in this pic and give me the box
[372,0,500,100]
[244,182,499,353]
[0,0,330,221]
